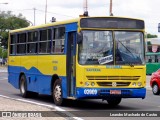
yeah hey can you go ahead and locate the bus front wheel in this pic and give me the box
[53,79,64,106]
[107,98,122,106]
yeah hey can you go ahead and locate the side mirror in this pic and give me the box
[77,32,83,44]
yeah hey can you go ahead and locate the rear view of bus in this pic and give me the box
[76,17,146,105]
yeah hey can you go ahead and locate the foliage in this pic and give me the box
[145,33,158,38]
[0,11,30,49]
[0,47,7,58]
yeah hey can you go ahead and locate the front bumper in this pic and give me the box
[76,88,146,99]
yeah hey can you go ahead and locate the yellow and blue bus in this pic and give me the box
[8,16,146,106]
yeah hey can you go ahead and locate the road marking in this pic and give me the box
[0,70,7,73]
[0,94,83,120]
[0,77,8,80]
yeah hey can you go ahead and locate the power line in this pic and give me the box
[10,8,75,18]
[36,9,75,18]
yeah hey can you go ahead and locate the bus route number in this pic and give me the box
[84,89,97,95]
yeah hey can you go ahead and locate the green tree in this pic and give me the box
[0,47,7,59]
[0,11,30,49]
[145,33,158,38]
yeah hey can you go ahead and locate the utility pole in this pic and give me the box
[45,0,47,24]
[84,0,88,12]
[83,0,88,16]
[33,8,36,26]
[110,0,113,16]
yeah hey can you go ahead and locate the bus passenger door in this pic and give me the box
[66,32,76,97]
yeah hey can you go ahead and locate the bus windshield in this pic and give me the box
[78,30,144,65]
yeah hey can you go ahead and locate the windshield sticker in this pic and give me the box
[98,55,113,64]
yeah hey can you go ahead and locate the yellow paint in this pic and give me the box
[9,55,66,76]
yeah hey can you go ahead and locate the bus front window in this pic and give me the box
[115,31,145,65]
[78,30,113,65]
[78,31,145,65]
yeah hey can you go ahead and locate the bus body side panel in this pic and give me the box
[37,55,67,96]
[8,56,21,89]
[36,75,52,95]
[8,55,67,95]
[20,56,38,92]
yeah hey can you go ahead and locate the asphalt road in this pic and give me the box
[0,71,160,120]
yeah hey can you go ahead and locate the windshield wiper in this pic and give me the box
[117,40,135,57]
[117,40,135,67]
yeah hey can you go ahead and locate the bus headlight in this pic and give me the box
[85,82,90,86]
[91,82,95,86]
[132,82,136,86]
[138,82,142,86]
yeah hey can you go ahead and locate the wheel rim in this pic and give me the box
[20,78,25,94]
[153,84,158,94]
[54,85,62,102]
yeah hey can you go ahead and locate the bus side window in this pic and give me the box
[17,33,26,54]
[53,27,65,53]
[39,29,51,54]
[10,35,17,55]
[27,31,38,54]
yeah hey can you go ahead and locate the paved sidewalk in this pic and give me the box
[0,97,66,120]
[0,66,7,72]
[146,76,151,90]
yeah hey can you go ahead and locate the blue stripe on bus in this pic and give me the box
[8,65,68,97]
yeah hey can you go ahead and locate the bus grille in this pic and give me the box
[97,82,131,87]
[87,76,140,81]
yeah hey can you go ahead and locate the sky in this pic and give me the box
[1,0,160,36]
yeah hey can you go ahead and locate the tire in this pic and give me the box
[152,83,160,95]
[107,98,122,106]
[19,75,38,98]
[20,74,29,98]
[53,79,64,106]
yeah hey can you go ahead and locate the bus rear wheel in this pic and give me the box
[20,75,29,98]
[20,75,38,98]
[107,98,122,106]
[53,79,64,106]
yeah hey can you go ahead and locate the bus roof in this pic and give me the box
[9,16,144,34]
[10,18,79,33]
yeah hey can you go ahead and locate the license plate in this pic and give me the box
[110,90,121,95]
